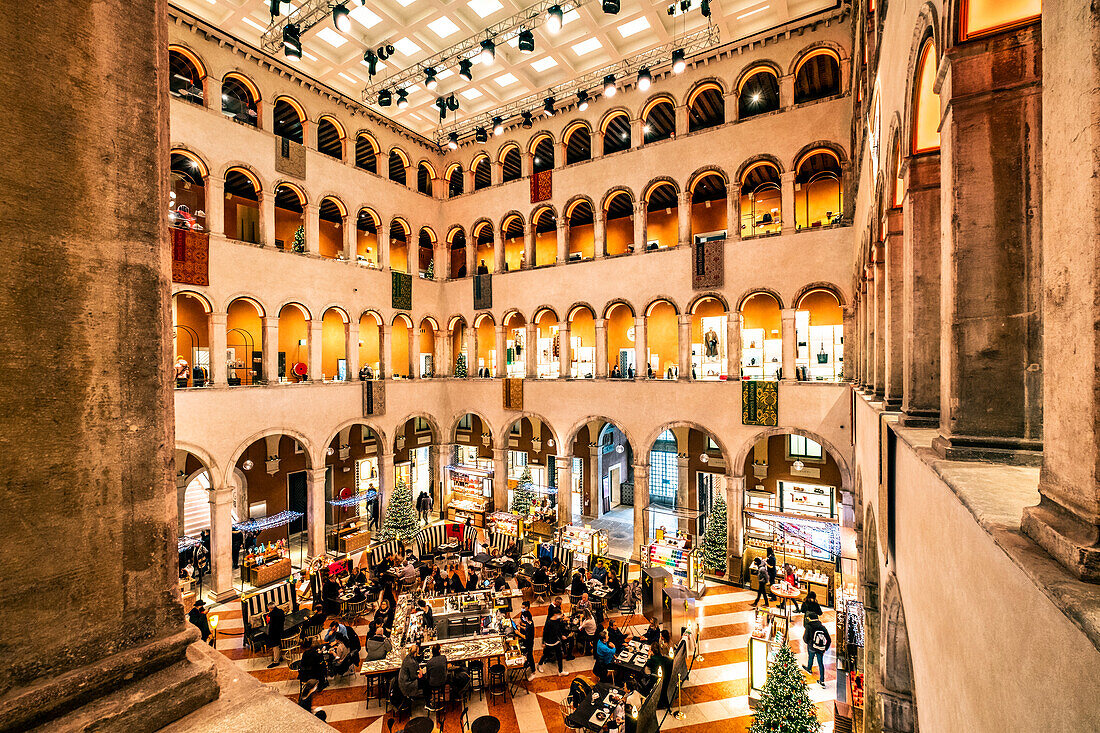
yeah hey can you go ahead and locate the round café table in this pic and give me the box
[471,715,501,733]
[403,716,433,733]
[770,583,801,624]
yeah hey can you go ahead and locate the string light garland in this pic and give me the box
[232,510,304,533]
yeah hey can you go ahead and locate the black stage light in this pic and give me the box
[378,88,392,106]
[521,110,533,128]
[475,127,488,143]
[283,23,302,59]
[603,0,620,14]
[459,59,473,80]
[518,29,535,52]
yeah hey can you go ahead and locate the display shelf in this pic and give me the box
[781,482,835,519]
[557,524,608,560]
[488,511,524,538]
[748,607,789,707]
[644,537,706,595]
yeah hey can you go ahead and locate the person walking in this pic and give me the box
[750,558,770,608]
[537,609,566,676]
[765,548,778,601]
[518,600,536,676]
[416,490,431,525]
[803,614,832,688]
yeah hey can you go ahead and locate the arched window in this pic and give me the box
[689,173,728,241]
[389,150,408,184]
[502,215,525,271]
[169,48,204,105]
[169,153,207,232]
[474,223,494,271]
[739,292,782,380]
[418,228,436,278]
[642,101,674,143]
[960,0,1040,41]
[645,182,679,250]
[565,125,591,164]
[316,116,343,159]
[603,112,632,153]
[274,184,305,250]
[224,168,259,243]
[447,166,464,197]
[690,296,728,380]
[645,301,679,379]
[912,38,940,153]
[226,297,263,385]
[795,150,843,230]
[532,136,554,173]
[390,219,410,272]
[418,162,434,195]
[795,289,843,380]
[794,50,841,104]
[317,197,345,259]
[449,229,468,278]
[532,208,557,266]
[273,98,304,143]
[688,84,725,131]
[566,200,594,261]
[356,209,380,266]
[604,191,634,256]
[473,156,491,190]
[355,134,378,172]
[740,163,782,237]
[649,429,678,506]
[501,146,522,182]
[221,74,258,126]
[738,69,780,119]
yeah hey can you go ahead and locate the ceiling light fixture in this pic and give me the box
[751,92,761,104]
[475,127,488,142]
[333,3,351,32]
[700,0,711,17]
[521,110,533,128]
[543,97,555,116]
[637,67,652,91]
[603,74,617,97]
[363,49,379,76]
[547,4,563,33]
[282,23,302,59]
[792,459,805,472]
[270,0,282,16]
[459,58,473,80]
[378,44,394,61]
[493,116,504,135]
[425,67,438,89]
[479,39,496,65]
[378,88,392,106]
[577,90,590,110]
[448,132,459,150]
[518,28,535,52]
[447,94,460,111]
[396,88,409,108]
[602,0,620,13]
[672,48,686,74]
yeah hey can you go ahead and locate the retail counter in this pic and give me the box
[248,556,292,587]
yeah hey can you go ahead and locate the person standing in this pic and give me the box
[537,608,566,676]
[765,548,778,601]
[518,600,536,676]
[187,600,211,643]
[751,558,770,608]
[593,629,616,683]
[416,490,431,525]
[802,614,832,688]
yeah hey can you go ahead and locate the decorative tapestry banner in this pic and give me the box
[692,238,724,289]
[363,380,386,416]
[742,380,778,426]
[474,274,493,310]
[530,170,552,203]
[503,378,523,411]
[171,228,209,286]
[392,271,412,310]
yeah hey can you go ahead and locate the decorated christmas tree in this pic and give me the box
[292,225,306,253]
[749,644,821,733]
[701,491,728,574]
[379,476,418,542]
[454,352,468,379]
[511,465,536,517]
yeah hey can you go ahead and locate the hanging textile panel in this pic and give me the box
[392,270,413,310]
[363,380,386,416]
[503,378,523,411]
[692,238,724,289]
[171,228,209,286]
[474,273,492,310]
[530,170,552,203]
[742,380,778,426]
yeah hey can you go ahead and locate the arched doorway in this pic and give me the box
[505,416,559,521]
[325,424,383,554]
[173,292,210,388]
[226,297,263,386]
[795,288,844,381]
[446,413,495,525]
[503,311,527,377]
[644,299,678,379]
[740,292,782,380]
[568,306,596,378]
[358,311,383,379]
[647,425,726,542]
[534,308,560,378]
[605,302,636,378]
[568,420,634,538]
[393,416,438,526]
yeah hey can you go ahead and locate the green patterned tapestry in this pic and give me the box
[392,271,412,310]
[742,380,778,426]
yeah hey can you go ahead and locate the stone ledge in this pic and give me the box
[868,395,1100,655]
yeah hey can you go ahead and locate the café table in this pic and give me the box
[471,716,500,733]
[403,716,433,733]
[565,683,625,732]
[610,640,651,681]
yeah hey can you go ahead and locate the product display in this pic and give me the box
[488,511,523,538]
[558,524,608,561]
[748,607,789,707]
[447,464,491,527]
[644,537,706,595]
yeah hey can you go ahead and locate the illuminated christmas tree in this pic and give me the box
[454,352,468,379]
[380,476,418,542]
[701,491,728,574]
[511,465,536,516]
[749,644,821,733]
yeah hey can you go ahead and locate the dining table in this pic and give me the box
[565,683,626,732]
[609,639,651,679]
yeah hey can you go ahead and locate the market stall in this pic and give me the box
[233,510,302,591]
[741,508,840,605]
[326,489,376,556]
[747,607,789,708]
[446,464,492,528]
[643,535,706,596]
[557,524,608,566]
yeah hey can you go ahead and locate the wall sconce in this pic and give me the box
[242,459,254,471]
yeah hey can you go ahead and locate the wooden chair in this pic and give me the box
[558,699,580,733]
[532,583,550,604]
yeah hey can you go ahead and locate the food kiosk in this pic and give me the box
[557,524,608,566]
[747,607,789,707]
[446,464,492,528]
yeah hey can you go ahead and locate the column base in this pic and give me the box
[931,433,1042,466]
[897,409,939,428]
[4,631,217,733]
[1022,500,1100,583]
[883,396,902,411]
[209,587,240,603]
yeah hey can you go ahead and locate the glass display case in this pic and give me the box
[447,464,492,527]
[558,524,608,563]
[643,536,706,595]
[740,327,782,380]
[570,336,596,379]
[691,315,728,381]
[748,607,789,707]
[795,310,844,381]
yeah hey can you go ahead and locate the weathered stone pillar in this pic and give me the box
[304,203,319,254]
[491,160,502,186]
[674,105,688,137]
[466,234,477,276]
[557,458,573,526]
[554,141,566,170]
[437,443,454,511]
[594,211,606,259]
[305,467,327,559]
[345,320,359,379]
[443,326,453,377]
[207,174,225,238]
[494,228,506,273]
[588,445,602,518]
[380,217,392,270]
[631,118,644,149]
[466,324,477,379]
[308,319,323,381]
[780,308,797,382]
[726,187,739,240]
[595,318,608,378]
[933,24,1043,464]
[1022,4,1100,579]
[261,191,275,248]
[726,474,744,579]
[677,314,692,380]
[632,463,650,558]
[521,151,532,178]
[495,325,506,378]
[208,311,227,386]
[900,152,941,425]
[842,306,857,383]
[727,312,741,379]
[525,322,538,378]
[677,191,691,248]
[633,201,647,253]
[778,73,795,109]
[342,215,354,260]
[523,226,535,269]
[634,317,647,379]
[884,209,904,409]
[873,248,887,397]
[381,322,393,379]
[262,316,279,383]
[780,171,797,234]
[0,2,218,725]
[208,486,236,601]
[559,322,571,378]
[724,92,739,124]
[593,130,605,157]
[557,220,569,264]
[493,448,508,512]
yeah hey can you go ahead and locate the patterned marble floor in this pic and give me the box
[208,582,837,732]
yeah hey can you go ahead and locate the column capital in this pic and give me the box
[594,317,607,329]
[209,311,227,325]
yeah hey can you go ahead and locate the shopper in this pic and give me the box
[518,600,536,676]
[593,629,616,683]
[752,558,771,608]
[266,604,286,667]
[803,614,832,688]
[537,609,566,675]
[416,490,431,525]
[800,590,823,618]
[643,617,661,645]
[298,637,328,694]
[187,600,211,643]
[765,548,778,600]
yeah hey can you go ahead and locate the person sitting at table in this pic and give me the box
[431,566,448,596]
[321,571,342,617]
[449,565,467,594]
[374,597,396,634]
[349,565,368,586]
[643,618,661,645]
[416,598,435,629]
[658,629,672,658]
[365,621,392,661]
[298,637,328,696]
[570,569,587,598]
[422,644,448,697]
[607,618,628,650]
[328,625,361,677]
[323,619,352,649]
[606,573,623,610]
[374,552,393,579]
[645,641,673,709]
[593,629,616,683]
[574,592,592,618]
[397,643,423,705]
[533,563,550,589]
[592,559,609,585]
[577,610,598,656]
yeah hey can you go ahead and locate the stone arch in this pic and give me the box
[687,292,729,314]
[685,77,726,106]
[880,574,919,733]
[276,299,313,321]
[687,165,729,192]
[531,305,560,323]
[169,43,208,79]
[643,296,680,317]
[787,40,848,76]
[391,412,442,445]
[500,412,563,453]
[175,441,219,483]
[220,161,266,193]
[735,286,785,311]
[602,298,636,319]
[173,289,213,312]
[564,194,596,219]
[473,312,495,327]
[319,304,350,323]
[530,203,558,225]
[222,293,268,317]
[448,410,496,446]
[565,416,639,457]
[567,302,597,321]
[497,140,521,163]
[169,146,212,178]
[359,308,383,326]
[640,420,732,469]
[225,427,317,486]
[736,154,785,182]
[499,209,525,232]
[734,60,783,92]
[792,281,848,308]
[321,418,387,456]
[601,186,635,211]
[562,119,592,139]
[642,175,680,201]
[599,107,633,132]
[731,427,853,499]
[639,95,676,120]
[903,3,943,153]
[792,140,849,172]
[272,179,309,207]
[500,308,526,326]
[527,130,555,153]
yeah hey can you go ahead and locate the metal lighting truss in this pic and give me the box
[260,0,343,53]
[361,0,594,99]
[433,23,719,146]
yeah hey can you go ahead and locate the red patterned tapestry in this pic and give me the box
[530,170,552,204]
[171,228,209,286]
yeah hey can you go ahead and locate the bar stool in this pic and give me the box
[425,685,446,713]
[466,660,484,701]
[487,663,507,699]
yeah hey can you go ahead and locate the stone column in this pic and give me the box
[378,449,394,508]
[525,322,538,377]
[305,467,327,559]
[491,160,502,186]
[842,306,857,383]
[1022,5,1099,578]
[677,314,691,380]
[674,105,688,137]
[593,131,605,157]
[523,226,535,269]
[495,325,506,378]
[521,151,532,178]
[559,322,571,378]
[443,327,453,378]
[207,175,225,238]
[381,322,393,379]
[634,317,647,379]
[633,201,647,253]
[727,312,741,380]
[779,74,795,109]
[557,457,573,526]
[407,322,418,378]
[555,141,566,170]
[631,118,644,149]
[633,463,650,558]
[437,443,454,511]
[304,203,319,254]
[465,167,475,194]
[342,215,354,260]
[900,152,942,425]
[345,320,359,379]
[676,453,690,536]
[677,191,691,248]
[432,328,443,379]
[208,311,227,386]
[260,191,275,248]
[780,308,797,382]
[726,474,745,579]
[724,92,739,124]
[466,325,477,378]
[594,211,606,259]
[872,244,886,399]
[494,228,506,273]
[780,171,797,234]
[0,3,218,724]
[588,445,602,518]
[262,316,279,383]
[862,273,874,391]
[557,220,569,264]
[595,318,608,378]
[883,208,904,409]
[308,319,323,381]
[207,485,236,603]
[466,234,477,276]
[380,218,391,270]
[933,24,1042,463]
[493,448,508,513]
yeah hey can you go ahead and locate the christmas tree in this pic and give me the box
[749,644,821,733]
[454,352,468,379]
[379,476,418,542]
[292,225,306,253]
[701,491,728,573]
[511,465,536,516]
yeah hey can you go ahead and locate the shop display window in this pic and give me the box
[740,327,782,380]
[691,315,727,380]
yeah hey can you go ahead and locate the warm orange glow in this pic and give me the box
[912,40,940,153]
[962,0,1040,40]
